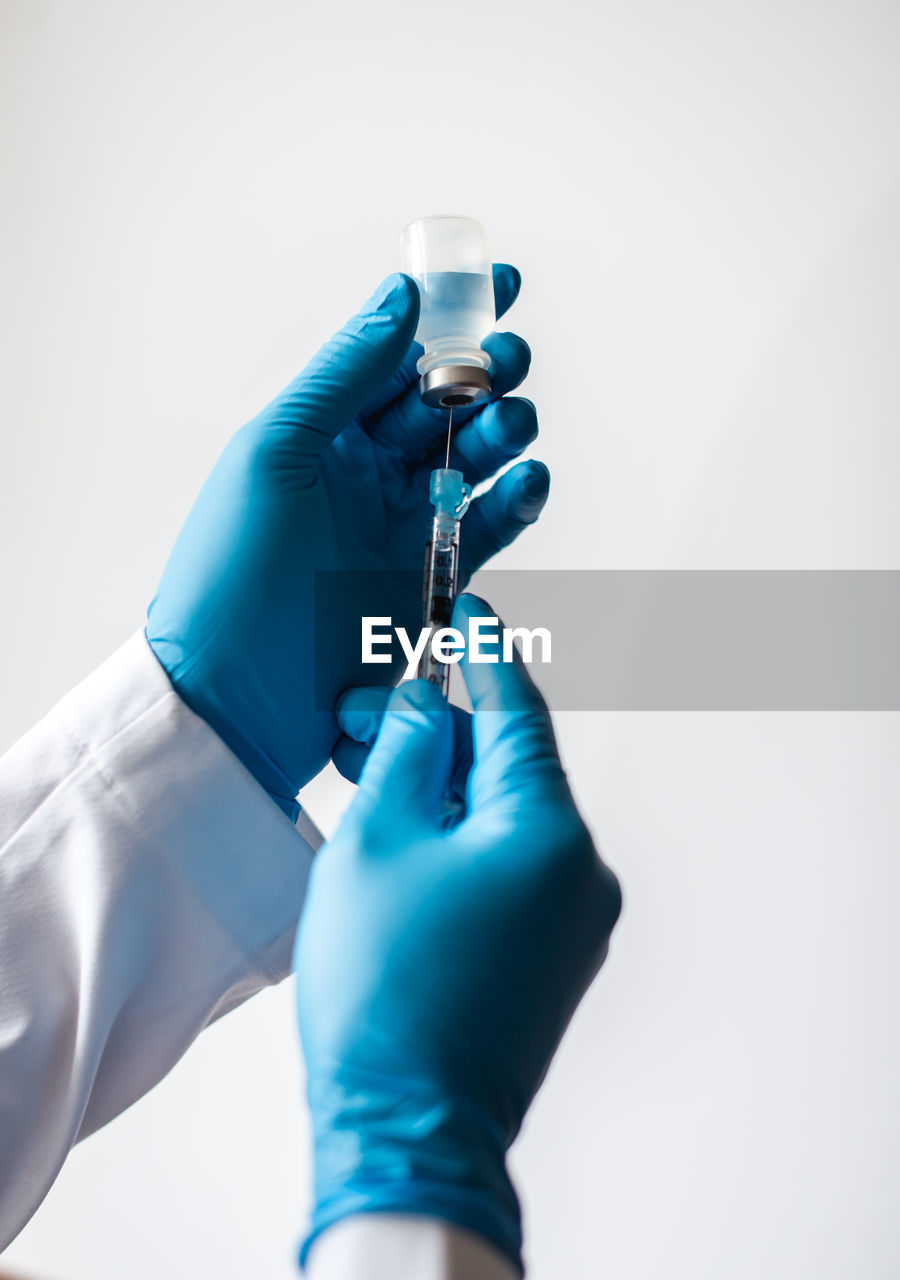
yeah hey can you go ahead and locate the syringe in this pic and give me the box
[418,440,471,696]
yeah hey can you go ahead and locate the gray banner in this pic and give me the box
[315,570,900,710]
[466,569,900,710]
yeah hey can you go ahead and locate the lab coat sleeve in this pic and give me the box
[0,631,316,1249]
[306,1216,520,1280]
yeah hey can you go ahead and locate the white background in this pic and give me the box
[1,1,899,1277]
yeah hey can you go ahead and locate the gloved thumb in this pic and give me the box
[350,679,454,825]
[253,273,419,463]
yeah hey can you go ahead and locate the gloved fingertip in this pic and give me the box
[513,459,551,521]
[332,735,369,784]
[362,272,420,321]
[493,396,539,448]
[454,593,500,628]
[479,331,532,392]
[492,263,522,316]
[484,330,532,361]
[335,686,392,740]
[512,394,537,415]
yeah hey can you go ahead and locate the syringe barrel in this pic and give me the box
[418,514,460,696]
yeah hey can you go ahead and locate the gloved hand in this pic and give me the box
[146,270,549,819]
[294,595,623,1272]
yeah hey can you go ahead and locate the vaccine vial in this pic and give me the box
[400,215,495,408]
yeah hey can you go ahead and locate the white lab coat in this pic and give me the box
[0,632,514,1278]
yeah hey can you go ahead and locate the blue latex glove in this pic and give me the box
[146,269,549,818]
[294,595,622,1272]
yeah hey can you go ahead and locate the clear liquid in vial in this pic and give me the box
[415,271,494,369]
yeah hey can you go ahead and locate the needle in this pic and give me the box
[445,402,454,469]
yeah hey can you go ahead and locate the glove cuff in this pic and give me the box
[301,1067,522,1273]
[144,630,301,820]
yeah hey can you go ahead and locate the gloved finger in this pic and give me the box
[459,460,550,579]
[439,396,538,488]
[334,686,475,796]
[334,685,394,754]
[332,735,372,785]
[363,330,532,464]
[351,680,454,824]
[357,263,522,421]
[249,273,419,465]
[491,263,523,326]
[333,707,475,801]
[453,593,567,806]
